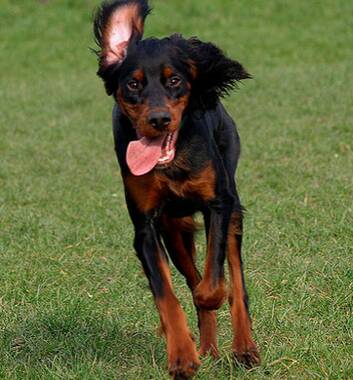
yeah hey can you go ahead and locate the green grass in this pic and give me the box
[0,0,352,379]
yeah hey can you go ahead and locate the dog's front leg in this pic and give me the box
[193,195,233,311]
[130,208,200,379]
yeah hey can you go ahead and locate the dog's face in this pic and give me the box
[94,0,250,139]
[115,41,193,138]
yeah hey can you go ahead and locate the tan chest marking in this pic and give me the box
[124,162,216,213]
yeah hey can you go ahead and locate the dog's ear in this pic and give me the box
[94,0,151,69]
[186,38,251,109]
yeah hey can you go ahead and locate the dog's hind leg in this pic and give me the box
[161,215,219,358]
[227,211,260,368]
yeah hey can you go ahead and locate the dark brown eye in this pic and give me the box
[127,80,140,91]
[169,76,181,88]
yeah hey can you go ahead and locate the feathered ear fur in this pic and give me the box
[93,0,151,94]
[186,38,251,109]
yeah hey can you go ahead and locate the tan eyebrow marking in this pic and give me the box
[163,66,174,79]
[132,68,145,81]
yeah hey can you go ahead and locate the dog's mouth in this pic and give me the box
[126,130,179,176]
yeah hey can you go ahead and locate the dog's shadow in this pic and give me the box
[4,306,166,373]
[3,304,261,378]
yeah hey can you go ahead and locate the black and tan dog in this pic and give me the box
[93,0,259,378]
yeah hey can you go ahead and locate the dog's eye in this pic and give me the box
[127,80,140,91]
[168,76,181,88]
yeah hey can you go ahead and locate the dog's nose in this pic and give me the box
[148,112,171,130]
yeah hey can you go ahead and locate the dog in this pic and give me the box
[93,0,260,378]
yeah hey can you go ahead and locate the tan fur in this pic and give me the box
[124,162,216,213]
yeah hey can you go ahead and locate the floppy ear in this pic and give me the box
[94,0,151,69]
[187,38,251,109]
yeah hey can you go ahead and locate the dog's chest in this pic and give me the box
[124,163,216,213]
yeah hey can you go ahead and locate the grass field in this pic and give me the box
[0,0,352,379]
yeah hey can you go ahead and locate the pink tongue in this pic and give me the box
[126,135,165,176]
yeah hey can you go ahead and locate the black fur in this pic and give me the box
[93,0,259,376]
[170,35,251,109]
[93,0,151,92]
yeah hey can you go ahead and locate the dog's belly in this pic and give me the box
[163,198,201,218]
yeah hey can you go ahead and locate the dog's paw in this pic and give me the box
[199,344,219,359]
[193,280,226,310]
[168,338,200,379]
[233,345,260,369]
[169,360,199,380]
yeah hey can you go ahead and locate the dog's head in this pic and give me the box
[94,0,250,135]
[94,0,250,175]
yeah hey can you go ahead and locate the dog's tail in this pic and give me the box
[94,0,151,68]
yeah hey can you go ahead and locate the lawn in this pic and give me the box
[0,0,352,379]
